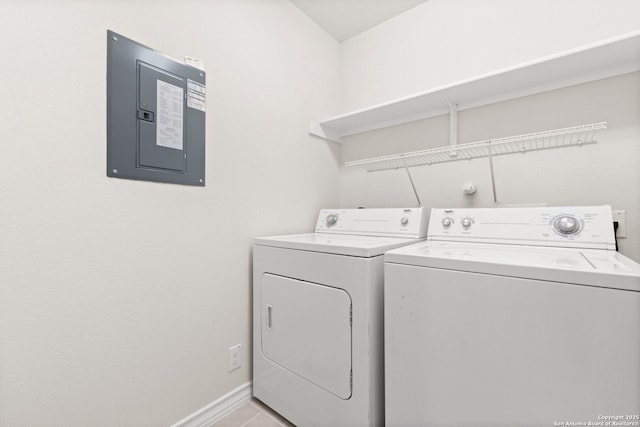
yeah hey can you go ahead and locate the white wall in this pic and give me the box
[339,0,640,261]
[0,1,340,425]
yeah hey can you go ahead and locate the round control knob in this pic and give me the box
[442,218,453,228]
[326,214,338,227]
[400,217,409,225]
[461,217,473,228]
[554,215,580,235]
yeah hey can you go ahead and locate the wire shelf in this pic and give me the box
[344,122,607,172]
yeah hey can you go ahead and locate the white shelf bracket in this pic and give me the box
[445,97,458,156]
[309,120,341,144]
[487,141,498,206]
[403,157,422,207]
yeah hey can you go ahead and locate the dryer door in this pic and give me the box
[260,274,352,399]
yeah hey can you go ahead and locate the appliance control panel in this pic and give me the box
[316,207,428,238]
[428,206,616,250]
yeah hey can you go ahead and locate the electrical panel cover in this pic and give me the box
[107,30,206,186]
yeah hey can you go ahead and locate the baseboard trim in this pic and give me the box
[171,381,253,427]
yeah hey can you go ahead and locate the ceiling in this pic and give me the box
[290,0,428,42]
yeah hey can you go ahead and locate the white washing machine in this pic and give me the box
[253,207,428,426]
[384,206,640,427]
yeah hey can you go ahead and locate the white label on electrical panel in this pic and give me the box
[184,56,205,71]
[187,79,206,112]
[156,80,184,150]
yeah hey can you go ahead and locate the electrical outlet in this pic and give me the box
[612,210,627,238]
[228,344,242,371]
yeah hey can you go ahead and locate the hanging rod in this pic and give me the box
[345,122,607,172]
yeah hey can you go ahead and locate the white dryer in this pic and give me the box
[253,207,428,426]
[384,206,640,427]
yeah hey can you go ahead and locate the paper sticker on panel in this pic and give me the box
[156,80,184,150]
[187,79,206,112]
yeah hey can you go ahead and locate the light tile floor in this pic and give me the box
[211,398,295,427]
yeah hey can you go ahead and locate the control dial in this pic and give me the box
[400,217,409,225]
[461,217,473,228]
[325,214,338,227]
[553,215,580,235]
[442,217,453,228]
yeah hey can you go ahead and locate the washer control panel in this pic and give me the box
[428,206,616,250]
[316,207,428,238]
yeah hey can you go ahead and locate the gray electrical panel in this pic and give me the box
[107,30,206,186]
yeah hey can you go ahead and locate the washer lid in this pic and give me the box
[385,241,640,292]
[255,233,424,257]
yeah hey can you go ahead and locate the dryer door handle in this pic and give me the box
[266,304,273,330]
